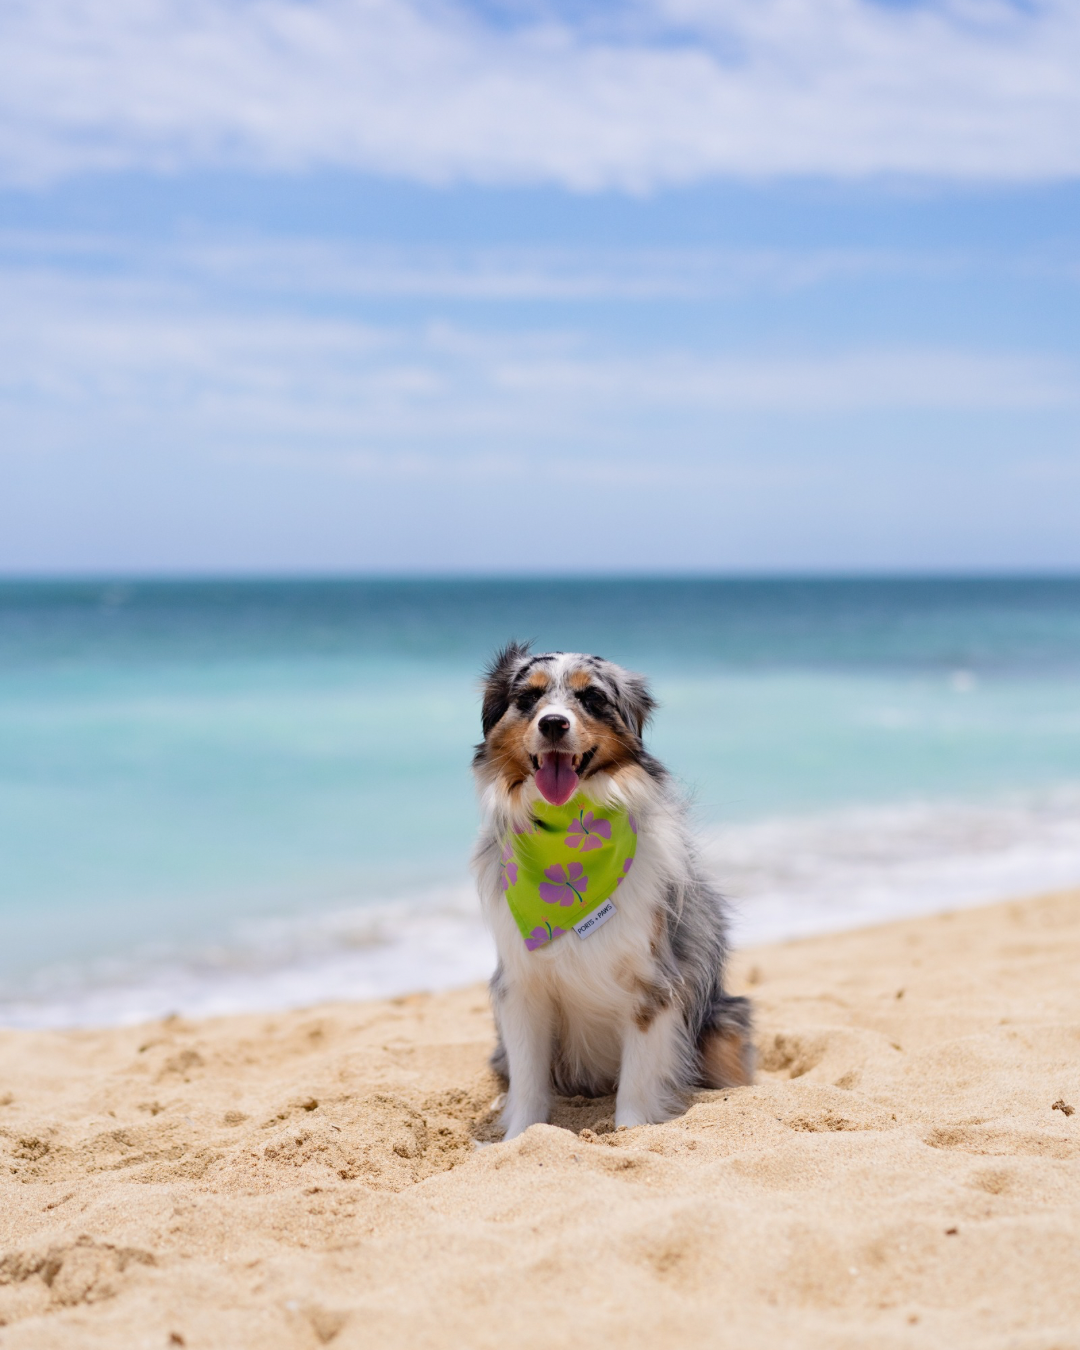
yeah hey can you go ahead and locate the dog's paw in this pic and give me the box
[498,1101,550,1141]
[614,1097,678,1129]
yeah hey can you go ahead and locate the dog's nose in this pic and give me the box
[538,714,570,742]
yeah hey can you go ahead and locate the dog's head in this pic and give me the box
[473,642,659,811]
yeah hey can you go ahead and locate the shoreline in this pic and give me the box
[8,775,1080,1031]
[2,888,1078,1348]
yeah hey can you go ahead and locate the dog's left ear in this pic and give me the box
[617,670,656,740]
[481,641,530,736]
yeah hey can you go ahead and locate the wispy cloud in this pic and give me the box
[6,228,1078,308]
[0,1,1077,189]
[0,229,990,301]
[489,348,1080,414]
[2,265,1076,476]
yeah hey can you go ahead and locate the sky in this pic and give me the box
[1,0,1078,575]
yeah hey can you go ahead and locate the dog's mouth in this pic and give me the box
[530,748,596,805]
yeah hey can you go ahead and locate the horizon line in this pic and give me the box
[3,568,1080,586]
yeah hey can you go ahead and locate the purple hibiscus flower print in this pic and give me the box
[615,857,634,888]
[538,862,589,906]
[499,842,518,892]
[524,921,568,951]
[564,810,612,852]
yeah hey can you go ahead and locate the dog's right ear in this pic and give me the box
[481,641,530,736]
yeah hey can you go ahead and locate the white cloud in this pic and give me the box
[490,348,1080,413]
[1,265,1076,474]
[0,229,983,301]
[0,0,1077,188]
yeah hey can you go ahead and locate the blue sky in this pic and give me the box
[1,0,1078,574]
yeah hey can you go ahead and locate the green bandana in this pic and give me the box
[499,796,638,950]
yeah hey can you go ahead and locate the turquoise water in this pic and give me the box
[2,578,1080,1024]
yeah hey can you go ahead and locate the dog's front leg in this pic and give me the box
[615,1003,684,1128]
[496,982,554,1140]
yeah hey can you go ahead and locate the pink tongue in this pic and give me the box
[535,752,579,806]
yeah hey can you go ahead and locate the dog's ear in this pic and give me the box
[617,670,656,739]
[481,641,530,736]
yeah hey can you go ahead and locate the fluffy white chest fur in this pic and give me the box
[472,645,753,1141]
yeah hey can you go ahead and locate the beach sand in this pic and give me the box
[2,890,1078,1350]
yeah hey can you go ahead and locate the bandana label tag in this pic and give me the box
[573,897,616,940]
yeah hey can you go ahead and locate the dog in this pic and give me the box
[471,642,753,1140]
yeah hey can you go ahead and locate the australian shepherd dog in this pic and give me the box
[472,643,753,1140]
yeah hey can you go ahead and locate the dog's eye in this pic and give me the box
[514,688,544,714]
[574,686,609,716]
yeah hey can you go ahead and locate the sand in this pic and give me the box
[2,890,1079,1350]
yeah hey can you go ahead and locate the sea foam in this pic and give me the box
[5,785,1079,1029]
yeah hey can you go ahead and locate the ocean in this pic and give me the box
[2,576,1079,1028]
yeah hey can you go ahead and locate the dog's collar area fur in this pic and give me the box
[498,795,638,951]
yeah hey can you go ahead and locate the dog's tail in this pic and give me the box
[699,993,755,1088]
